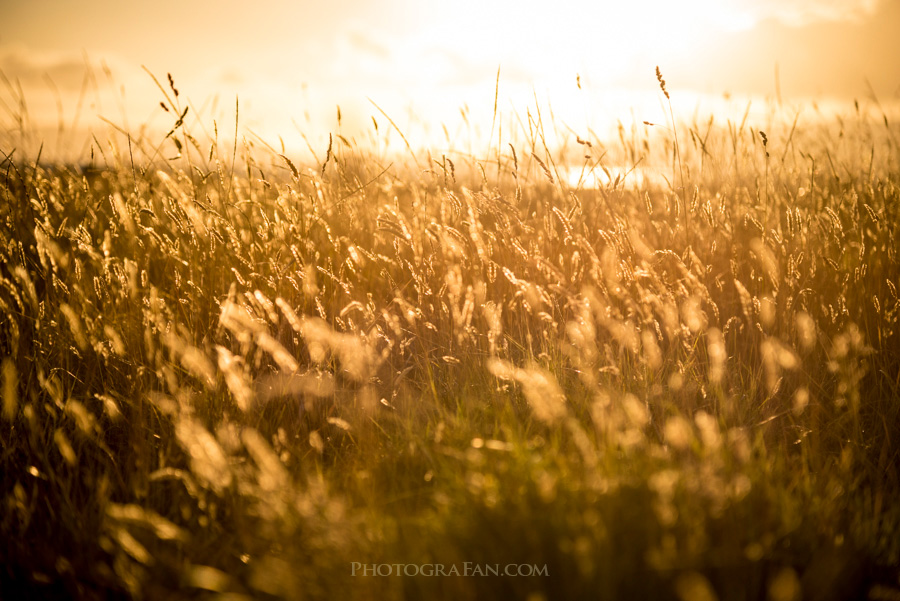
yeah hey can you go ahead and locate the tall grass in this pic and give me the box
[1,73,899,600]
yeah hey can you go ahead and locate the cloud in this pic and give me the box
[0,46,147,93]
[346,31,390,60]
[659,0,900,100]
[729,0,882,27]
[0,48,88,90]
[214,68,245,87]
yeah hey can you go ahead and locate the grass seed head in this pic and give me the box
[655,66,670,100]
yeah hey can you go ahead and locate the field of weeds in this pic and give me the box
[1,75,900,600]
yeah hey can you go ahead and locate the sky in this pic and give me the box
[1,0,899,161]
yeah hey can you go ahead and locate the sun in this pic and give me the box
[403,0,749,84]
[349,0,759,151]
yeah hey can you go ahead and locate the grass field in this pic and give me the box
[2,74,900,600]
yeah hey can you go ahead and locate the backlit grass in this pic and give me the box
[1,73,899,600]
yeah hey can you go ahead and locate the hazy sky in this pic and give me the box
[2,0,898,159]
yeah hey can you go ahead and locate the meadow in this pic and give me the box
[1,73,899,600]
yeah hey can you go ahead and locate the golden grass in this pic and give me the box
[1,73,899,600]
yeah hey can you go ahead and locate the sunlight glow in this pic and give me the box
[1,0,897,161]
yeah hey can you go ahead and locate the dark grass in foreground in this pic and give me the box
[1,94,900,600]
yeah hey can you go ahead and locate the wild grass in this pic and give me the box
[1,73,899,600]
